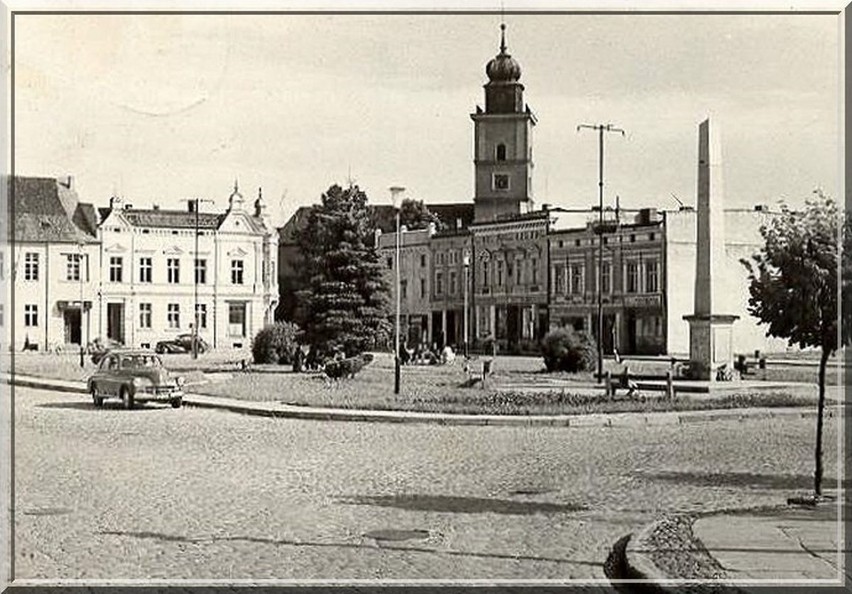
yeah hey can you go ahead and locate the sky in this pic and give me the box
[13,9,842,227]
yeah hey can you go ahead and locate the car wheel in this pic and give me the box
[91,385,104,408]
[155,345,165,354]
[120,386,134,410]
[170,397,182,409]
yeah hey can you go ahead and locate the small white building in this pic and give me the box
[96,183,279,350]
[5,176,100,352]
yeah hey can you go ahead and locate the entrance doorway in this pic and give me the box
[107,303,125,345]
[63,308,81,345]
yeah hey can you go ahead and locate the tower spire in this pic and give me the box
[500,22,507,53]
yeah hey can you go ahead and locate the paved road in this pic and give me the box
[12,386,841,581]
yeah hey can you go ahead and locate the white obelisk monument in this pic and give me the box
[683,118,738,380]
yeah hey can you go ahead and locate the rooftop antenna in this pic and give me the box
[346,165,356,189]
[670,193,685,209]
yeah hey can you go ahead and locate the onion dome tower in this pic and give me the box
[471,23,537,222]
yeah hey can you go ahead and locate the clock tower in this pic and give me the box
[471,24,537,223]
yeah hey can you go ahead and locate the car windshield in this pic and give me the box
[120,354,163,369]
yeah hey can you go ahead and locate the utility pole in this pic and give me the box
[183,198,214,359]
[577,123,625,382]
[390,186,406,395]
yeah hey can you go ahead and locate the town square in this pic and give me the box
[0,5,848,590]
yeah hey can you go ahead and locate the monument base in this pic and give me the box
[683,314,739,381]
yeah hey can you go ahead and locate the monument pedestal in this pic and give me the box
[683,314,739,380]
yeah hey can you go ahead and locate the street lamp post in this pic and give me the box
[578,123,625,382]
[463,251,470,358]
[390,186,405,395]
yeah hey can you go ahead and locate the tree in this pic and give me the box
[399,198,442,231]
[295,184,392,356]
[741,191,852,498]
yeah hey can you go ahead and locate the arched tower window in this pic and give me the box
[496,143,507,161]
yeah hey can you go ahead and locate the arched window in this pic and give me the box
[496,143,507,161]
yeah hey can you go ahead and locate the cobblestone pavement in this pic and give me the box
[13,386,841,581]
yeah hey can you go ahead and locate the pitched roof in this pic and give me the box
[10,176,98,244]
[121,209,226,229]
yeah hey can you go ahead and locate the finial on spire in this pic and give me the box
[233,177,239,193]
[258,186,262,200]
[500,22,507,53]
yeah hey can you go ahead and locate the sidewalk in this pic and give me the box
[621,498,848,591]
[2,372,839,428]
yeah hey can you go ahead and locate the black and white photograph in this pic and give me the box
[0,1,848,590]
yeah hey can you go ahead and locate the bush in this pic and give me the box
[541,327,597,373]
[251,322,302,365]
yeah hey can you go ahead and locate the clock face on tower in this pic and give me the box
[494,174,510,191]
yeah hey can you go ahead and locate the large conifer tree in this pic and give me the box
[296,184,391,356]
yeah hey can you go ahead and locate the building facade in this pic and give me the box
[5,176,99,352]
[96,183,279,350]
[277,25,794,358]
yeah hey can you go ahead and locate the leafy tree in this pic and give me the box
[541,327,597,373]
[741,191,851,497]
[295,184,392,356]
[399,198,442,231]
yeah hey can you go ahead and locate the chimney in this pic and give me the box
[109,196,116,209]
[153,204,160,211]
[188,200,196,213]
[61,175,73,189]
[541,203,551,212]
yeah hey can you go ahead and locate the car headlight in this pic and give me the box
[132,377,152,387]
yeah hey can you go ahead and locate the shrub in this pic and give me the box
[251,322,302,365]
[541,327,597,373]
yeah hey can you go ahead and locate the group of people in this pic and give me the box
[398,342,456,366]
[292,344,341,373]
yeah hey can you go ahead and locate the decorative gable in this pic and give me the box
[162,245,184,255]
[227,246,249,257]
[104,242,128,253]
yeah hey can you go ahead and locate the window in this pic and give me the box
[387,257,393,269]
[496,143,507,161]
[228,303,246,337]
[646,260,659,293]
[231,260,244,285]
[420,254,426,268]
[450,271,457,294]
[649,232,656,241]
[139,303,152,329]
[109,256,123,283]
[24,304,38,327]
[24,253,39,281]
[497,261,504,286]
[195,259,207,285]
[0,251,4,280]
[167,303,180,329]
[630,234,636,243]
[0,303,4,327]
[195,303,208,329]
[435,272,443,295]
[515,261,522,284]
[531,259,538,284]
[493,174,510,191]
[400,280,408,300]
[66,254,82,281]
[626,262,638,293]
[555,265,566,293]
[602,261,612,294]
[570,265,584,294]
[167,258,180,284]
[420,278,426,298]
[139,257,152,283]
[482,266,489,287]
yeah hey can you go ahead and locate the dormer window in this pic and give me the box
[496,143,507,161]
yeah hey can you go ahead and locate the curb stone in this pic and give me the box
[3,373,835,428]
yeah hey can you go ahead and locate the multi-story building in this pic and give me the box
[5,176,99,352]
[277,25,793,357]
[97,183,279,350]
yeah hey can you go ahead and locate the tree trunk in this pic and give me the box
[814,346,830,497]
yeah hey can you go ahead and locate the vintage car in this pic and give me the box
[87,349,185,409]
[155,334,210,355]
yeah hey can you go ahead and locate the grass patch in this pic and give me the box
[193,365,816,416]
